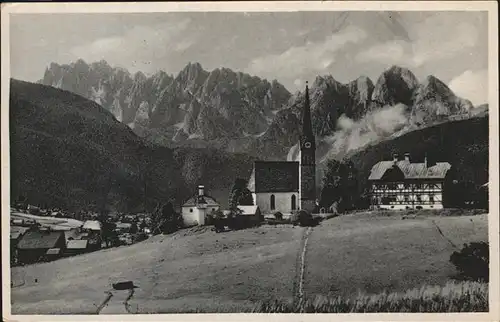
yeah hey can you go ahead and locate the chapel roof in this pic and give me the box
[248,161,299,193]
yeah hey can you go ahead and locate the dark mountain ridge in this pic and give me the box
[10,79,255,212]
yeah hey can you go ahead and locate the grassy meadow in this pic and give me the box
[10,210,488,314]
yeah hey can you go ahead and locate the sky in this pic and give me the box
[10,11,488,105]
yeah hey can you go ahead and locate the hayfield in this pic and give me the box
[10,211,488,314]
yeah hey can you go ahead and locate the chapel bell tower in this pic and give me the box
[299,81,316,212]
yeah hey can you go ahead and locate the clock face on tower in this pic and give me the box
[304,142,312,149]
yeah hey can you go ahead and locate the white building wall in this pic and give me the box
[255,192,299,215]
[181,205,220,226]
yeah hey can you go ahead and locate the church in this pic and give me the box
[247,82,317,216]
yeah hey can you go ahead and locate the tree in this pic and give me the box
[229,178,254,209]
[130,222,138,234]
[139,218,147,231]
[150,202,181,235]
[320,159,358,212]
[98,212,116,248]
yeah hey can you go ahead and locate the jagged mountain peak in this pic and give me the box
[372,65,419,106]
[313,75,345,89]
[352,75,374,86]
[133,71,147,82]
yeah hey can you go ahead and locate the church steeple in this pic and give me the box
[299,81,317,213]
[301,81,315,146]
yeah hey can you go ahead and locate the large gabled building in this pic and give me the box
[368,153,452,210]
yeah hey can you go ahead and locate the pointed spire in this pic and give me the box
[302,81,314,140]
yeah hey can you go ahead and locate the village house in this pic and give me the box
[236,205,262,227]
[81,220,103,250]
[368,153,452,210]
[64,228,90,255]
[247,82,317,217]
[16,230,66,264]
[181,185,220,226]
[10,226,29,265]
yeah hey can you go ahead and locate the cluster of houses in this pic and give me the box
[9,208,152,266]
[10,218,103,265]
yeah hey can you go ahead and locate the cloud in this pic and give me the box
[245,26,367,84]
[356,15,479,68]
[323,104,408,160]
[448,69,488,106]
[69,19,192,74]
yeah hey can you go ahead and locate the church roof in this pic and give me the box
[369,160,451,181]
[248,161,299,193]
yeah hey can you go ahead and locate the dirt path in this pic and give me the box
[293,226,313,309]
[97,289,136,314]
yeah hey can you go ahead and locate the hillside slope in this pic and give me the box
[11,212,487,313]
[9,79,255,211]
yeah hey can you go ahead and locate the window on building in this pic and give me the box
[291,195,296,210]
[190,208,193,213]
[270,195,276,210]
[416,195,422,202]
[429,195,434,203]
[404,195,409,203]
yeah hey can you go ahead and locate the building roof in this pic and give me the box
[248,161,300,193]
[368,160,452,181]
[237,205,260,215]
[67,239,89,249]
[82,220,102,231]
[64,228,88,242]
[182,195,219,207]
[17,231,65,250]
[11,231,22,240]
[116,222,132,229]
[46,248,61,255]
[11,226,30,236]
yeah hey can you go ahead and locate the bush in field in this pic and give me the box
[450,242,489,282]
[254,281,488,313]
[298,210,317,227]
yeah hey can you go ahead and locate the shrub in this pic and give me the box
[298,210,316,227]
[450,242,489,282]
[274,212,283,220]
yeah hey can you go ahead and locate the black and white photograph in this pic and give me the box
[2,2,499,319]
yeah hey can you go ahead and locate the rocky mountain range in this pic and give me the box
[41,61,481,160]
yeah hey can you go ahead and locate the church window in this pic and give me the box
[190,208,193,213]
[270,195,276,210]
[291,195,296,210]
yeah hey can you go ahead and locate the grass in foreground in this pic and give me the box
[254,281,488,313]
